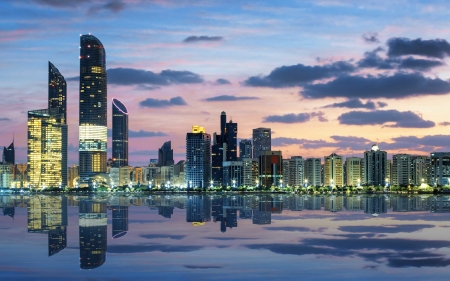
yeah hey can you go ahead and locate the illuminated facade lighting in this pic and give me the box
[79,34,107,183]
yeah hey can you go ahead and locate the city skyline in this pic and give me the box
[2,1,450,166]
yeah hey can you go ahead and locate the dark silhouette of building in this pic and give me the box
[112,205,128,238]
[2,207,14,218]
[79,200,107,269]
[2,140,14,165]
[186,195,211,223]
[239,139,252,159]
[259,151,283,188]
[112,98,128,167]
[158,206,174,218]
[253,128,271,159]
[225,121,238,161]
[363,144,387,186]
[79,34,107,185]
[48,61,67,123]
[158,141,174,167]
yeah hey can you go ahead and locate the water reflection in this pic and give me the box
[1,193,450,273]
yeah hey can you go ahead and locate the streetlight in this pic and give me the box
[189,180,192,189]
[167,181,171,189]
[232,179,236,189]
[304,179,308,188]
[279,179,283,188]
[210,180,214,189]
[59,182,62,189]
[255,179,259,188]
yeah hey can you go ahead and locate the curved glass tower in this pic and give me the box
[112,98,128,167]
[79,34,107,184]
[48,61,67,123]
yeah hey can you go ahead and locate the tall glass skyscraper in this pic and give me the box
[158,141,174,167]
[27,61,67,187]
[79,34,107,184]
[185,126,211,189]
[112,98,128,167]
[2,141,14,165]
[48,61,67,123]
[253,128,271,159]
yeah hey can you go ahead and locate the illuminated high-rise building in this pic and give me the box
[392,154,412,186]
[79,34,107,184]
[305,158,322,187]
[253,128,271,159]
[185,126,211,189]
[345,157,361,187]
[112,98,128,167]
[28,108,67,188]
[79,200,107,269]
[363,144,388,186]
[324,153,344,187]
[258,151,282,188]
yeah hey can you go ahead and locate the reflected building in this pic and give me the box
[79,200,107,269]
[2,206,15,218]
[112,98,128,167]
[111,206,128,239]
[186,196,211,224]
[391,196,412,212]
[252,210,271,225]
[79,34,108,185]
[364,196,388,215]
[345,196,362,211]
[305,196,322,210]
[431,196,450,213]
[324,196,343,212]
[27,196,68,256]
[158,206,174,218]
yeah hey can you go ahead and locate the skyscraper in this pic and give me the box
[158,141,174,167]
[324,153,344,187]
[288,156,305,187]
[305,158,321,187]
[392,154,412,186]
[79,34,107,185]
[28,109,68,188]
[112,98,128,167]
[253,128,271,159]
[48,61,67,123]
[364,144,388,186]
[225,120,238,161]
[239,139,252,159]
[345,157,361,187]
[185,126,211,189]
[2,140,14,165]
[258,151,282,188]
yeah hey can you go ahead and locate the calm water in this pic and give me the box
[1,194,450,280]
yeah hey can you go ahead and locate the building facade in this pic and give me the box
[305,158,322,187]
[79,34,107,185]
[345,157,361,187]
[252,128,271,159]
[185,126,211,189]
[287,156,305,187]
[392,154,412,186]
[112,98,128,167]
[239,139,252,159]
[363,144,388,186]
[324,153,344,187]
[158,141,174,167]
[258,151,282,188]
[243,158,258,187]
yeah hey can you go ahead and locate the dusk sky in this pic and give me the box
[2,0,450,166]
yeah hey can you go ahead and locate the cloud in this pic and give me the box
[398,57,444,71]
[264,112,327,123]
[214,78,231,85]
[387,37,450,59]
[88,0,125,13]
[243,61,355,88]
[0,118,10,121]
[183,36,223,43]
[386,135,450,150]
[265,226,326,232]
[140,234,186,240]
[205,237,254,241]
[107,244,202,254]
[32,0,88,8]
[339,224,435,234]
[139,96,187,108]
[323,99,377,109]
[301,72,450,99]
[129,150,157,156]
[203,95,259,102]
[357,48,395,69]
[338,110,435,128]
[271,135,372,150]
[108,68,203,86]
[362,32,380,43]
[439,122,450,126]
[184,265,223,269]
[377,101,388,108]
[129,130,168,138]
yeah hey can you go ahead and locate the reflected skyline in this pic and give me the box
[1,193,450,277]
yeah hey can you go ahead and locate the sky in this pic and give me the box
[2,0,450,166]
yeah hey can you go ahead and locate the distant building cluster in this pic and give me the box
[1,33,450,189]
